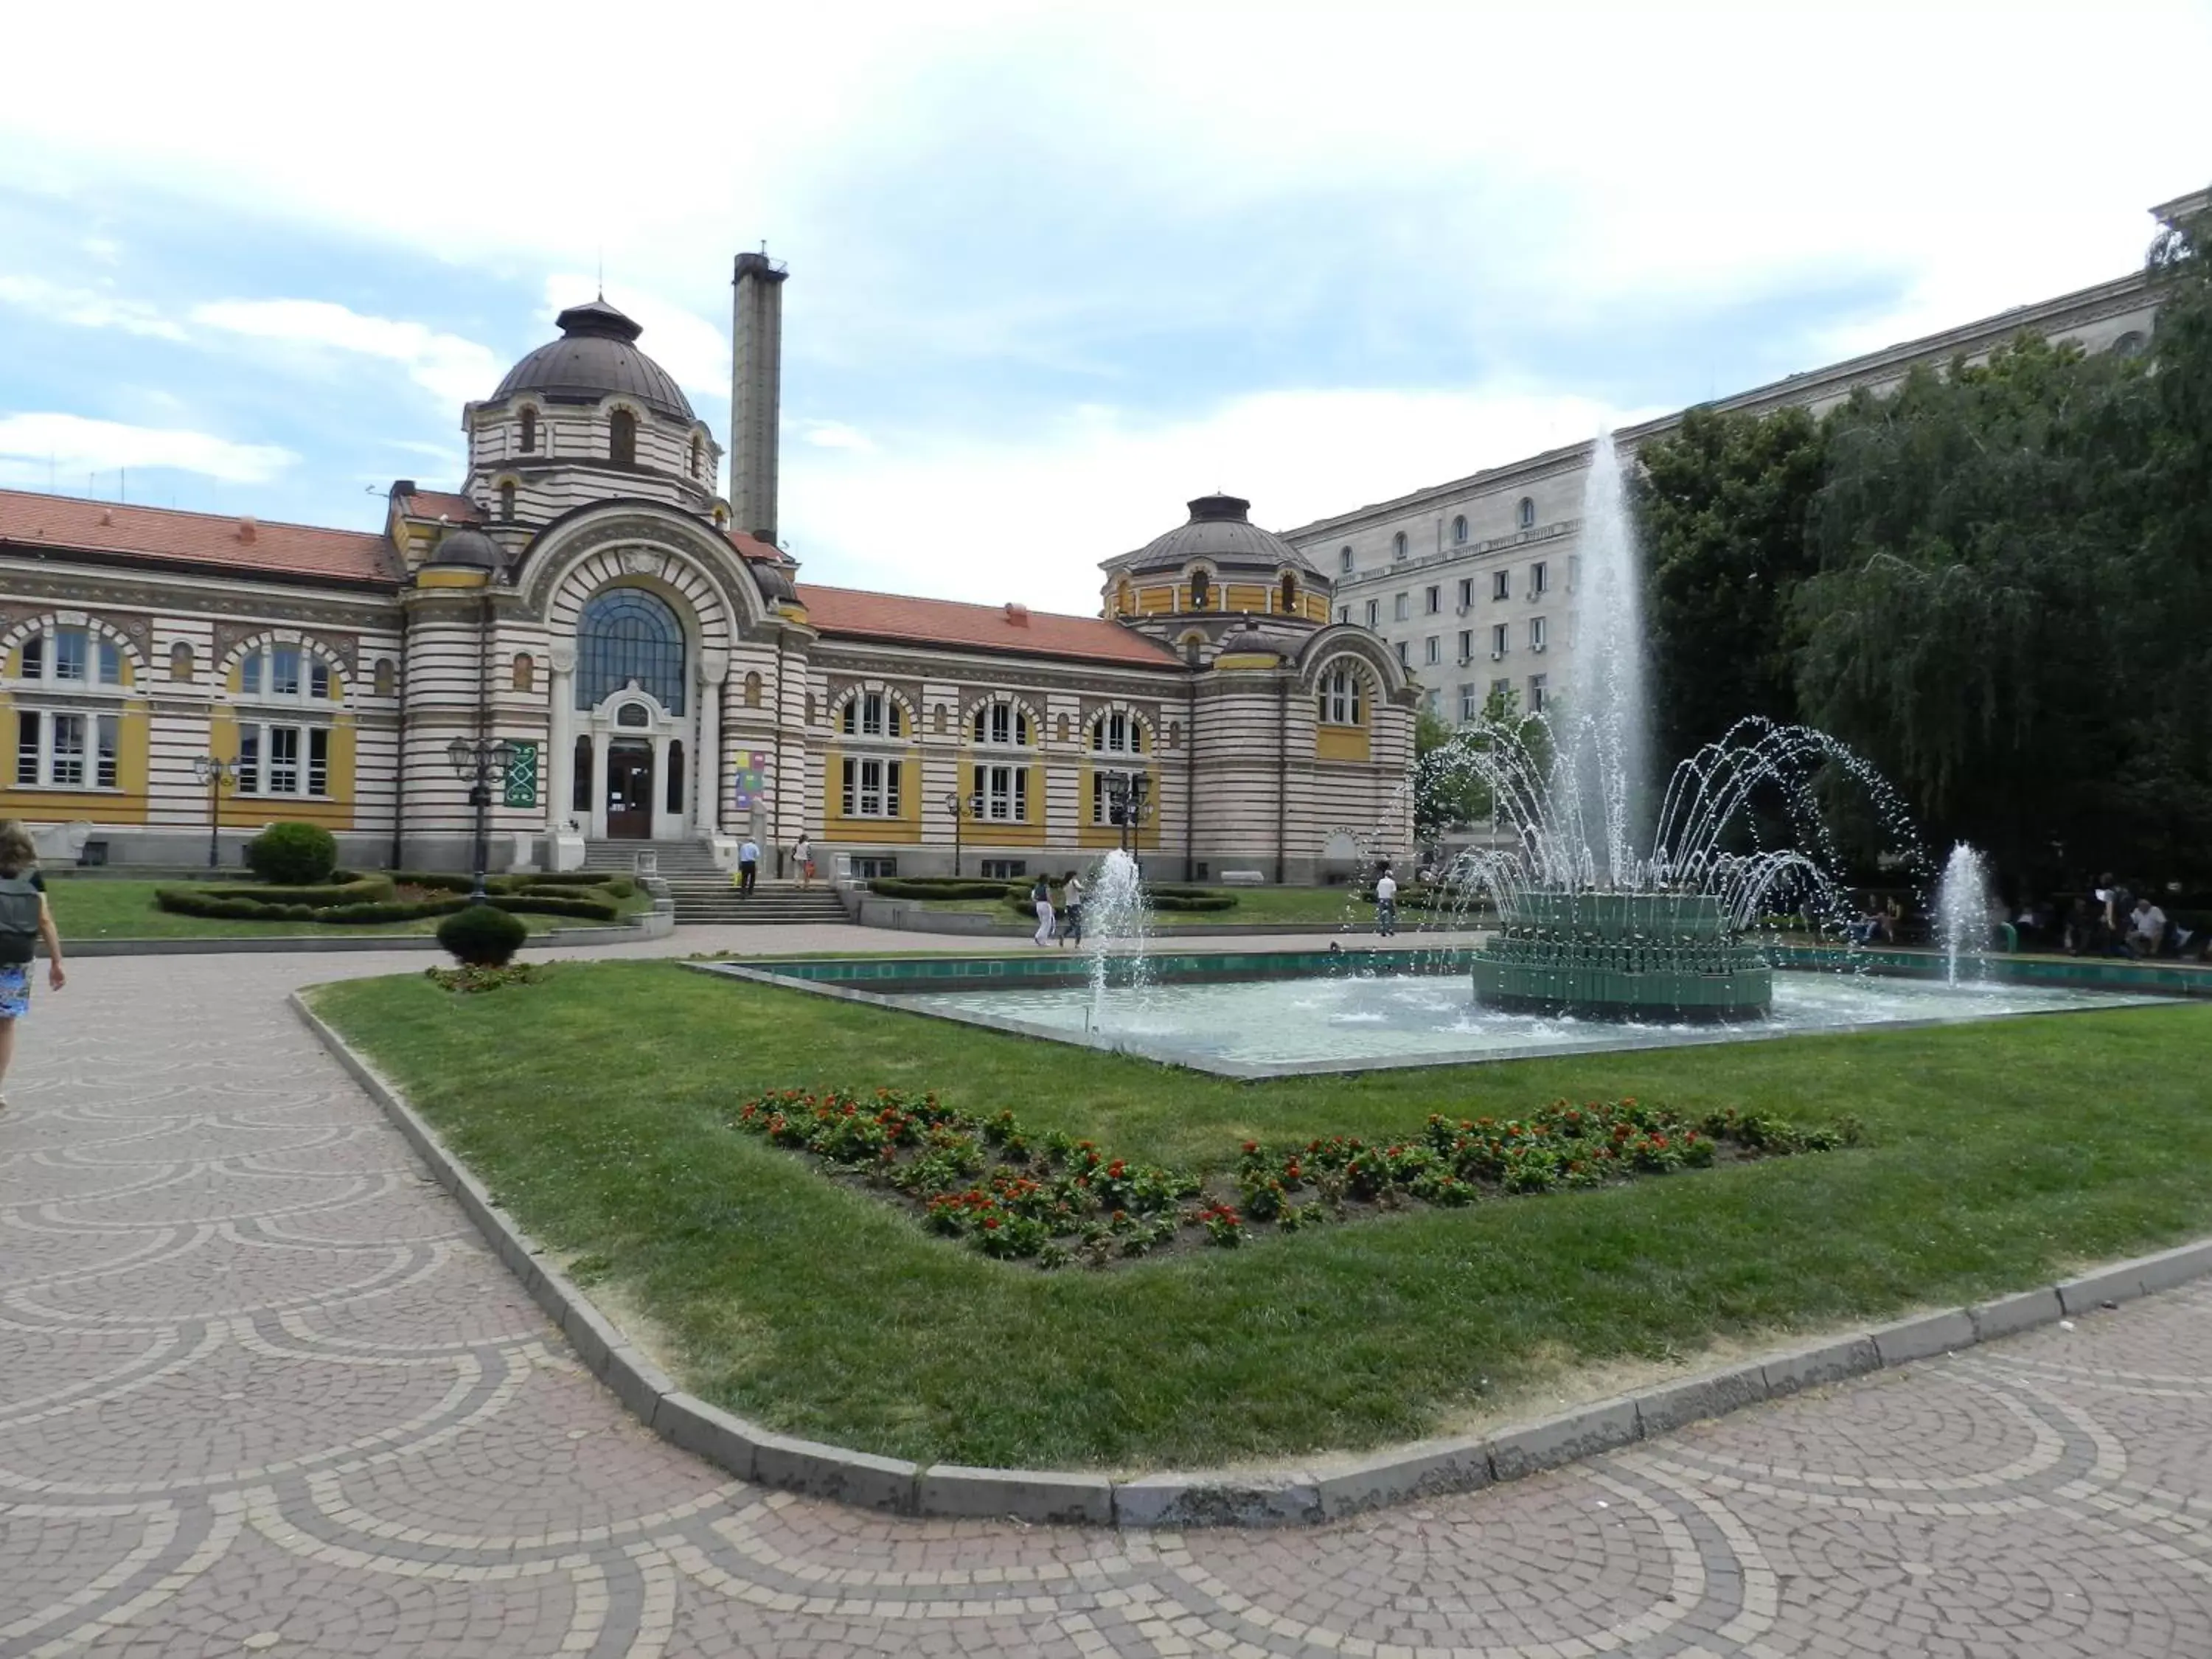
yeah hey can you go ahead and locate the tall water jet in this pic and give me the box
[1934,842,1994,987]
[1083,849,1154,1032]
[1555,431,1652,887]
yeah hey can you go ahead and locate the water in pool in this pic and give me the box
[900,970,2166,1074]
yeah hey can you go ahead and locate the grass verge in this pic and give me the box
[310,959,2212,1470]
[48,879,650,940]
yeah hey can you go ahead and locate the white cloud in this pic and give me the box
[0,411,295,484]
[540,276,729,400]
[801,420,876,453]
[785,383,1651,613]
[190,298,500,406]
[0,275,184,339]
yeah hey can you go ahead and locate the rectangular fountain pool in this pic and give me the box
[888,970,2178,1077]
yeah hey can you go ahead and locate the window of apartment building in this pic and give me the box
[1395,640,1409,668]
[1490,622,1509,658]
[1424,688,1440,716]
[1364,598,1380,628]
[973,762,1029,821]
[1424,636,1440,665]
[1453,515,1469,545]
[1492,569,1510,602]
[1528,672,1548,712]
[1518,496,1536,529]
[1531,560,1549,595]
[13,710,120,790]
[1457,629,1473,661]
[1530,616,1548,652]
[235,722,332,798]
[1339,545,1354,572]
[1392,532,1408,560]
[1386,593,1404,622]
[1424,585,1441,615]
[841,690,905,738]
[839,757,903,818]
[1337,605,1351,625]
[1457,577,1474,610]
[1490,677,1511,703]
[972,700,1029,746]
[1458,683,1479,722]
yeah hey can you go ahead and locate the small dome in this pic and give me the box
[1124,494,1321,577]
[751,562,798,604]
[1217,616,1306,664]
[426,526,503,571]
[490,299,694,421]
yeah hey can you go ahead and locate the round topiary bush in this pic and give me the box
[436,903,530,967]
[245,820,338,885]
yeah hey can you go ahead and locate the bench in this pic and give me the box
[1220,870,1267,886]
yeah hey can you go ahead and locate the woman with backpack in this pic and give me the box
[0,820,67,1114]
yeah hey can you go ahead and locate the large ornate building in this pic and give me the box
[0,256,1416,880]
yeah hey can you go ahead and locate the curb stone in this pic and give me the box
[288,993,2212,1529]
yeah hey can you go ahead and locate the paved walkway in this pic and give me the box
[4,936,2210,1658]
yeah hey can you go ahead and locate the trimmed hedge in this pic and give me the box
[200,876,396,907]
[872,877,1020,901]
[998,883,1239,916]
[151,877,625,927]
[245,821,338,884]
[393,871,636,900]
[438,905,529,967]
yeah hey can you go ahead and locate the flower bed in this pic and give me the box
[728,1088,1857,1268]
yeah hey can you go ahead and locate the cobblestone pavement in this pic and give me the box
[4,945,2210,1657]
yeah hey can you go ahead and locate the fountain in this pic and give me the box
[1934,842,1994,987]
[1082,849,1154,1032]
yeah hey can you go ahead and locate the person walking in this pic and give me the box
[738,837,761,897]
[1060,871,1085,947]
[1374,865,1399,939]
[793,835,813,891]
[1030,874,1056,947]
[0,820,66,1114]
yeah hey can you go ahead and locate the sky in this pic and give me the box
[0,0,2205,613]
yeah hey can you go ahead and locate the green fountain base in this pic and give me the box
[1471,889,1773,1023]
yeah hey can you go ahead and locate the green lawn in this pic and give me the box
[915,885,1453,929]
[48,879,651,941]
[311,960,2212,1471]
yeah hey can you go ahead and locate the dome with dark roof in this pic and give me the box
[425,526,504,571]
[1216,615,1309,664]
[490,299,694,422]
[1124,495,1321,577]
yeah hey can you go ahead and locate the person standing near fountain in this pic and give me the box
[1060,871,1085,947]
[1374,866,1399,938]
[1030,874,1057,947]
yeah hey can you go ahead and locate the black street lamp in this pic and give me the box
[1105,771,1151,860]
[190,754,244,869]
[943,790,963,878]
[447,736,518,904]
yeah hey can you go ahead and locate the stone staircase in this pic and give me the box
[580,840,849,926]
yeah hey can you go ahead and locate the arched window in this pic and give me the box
[169,641,194,682]
[1392,532,1408,560]
[519,407,538,453]
[1339,546,1354,573]
[689,433,703,478]
[512,652,535,693]
[1453,515,1469,545]
[1318,665,1366,726]
[498,481,517,523]
[373,658,396,698]
[576,587,684,713]
[1091,711,1144,754]
[1181,631,1205,665]
[1280,573,1298,613]
[1517,496,1535,529]
[609,408,638,467]
[841,692,902,737]
[1189,568,1212,610]
[972,701,1029,746]
[742,670,762,709]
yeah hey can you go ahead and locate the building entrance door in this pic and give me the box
[606,742,654,839]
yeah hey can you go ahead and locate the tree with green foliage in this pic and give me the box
[1635,403,1826,762]
[1411,689,1549,836]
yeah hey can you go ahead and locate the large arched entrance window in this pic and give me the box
[576,588,686,714]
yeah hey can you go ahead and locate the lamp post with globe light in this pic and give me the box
[190,754,244,869]
[448,735,518,905]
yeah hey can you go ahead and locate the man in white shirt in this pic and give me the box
[738,838,761,897]
[2127,897,2167,958]
[1374,867,1399,938]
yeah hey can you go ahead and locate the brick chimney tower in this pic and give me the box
[730,249,788,544]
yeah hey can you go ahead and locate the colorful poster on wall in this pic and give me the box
[502,740,540,809]
[731,750,771,813]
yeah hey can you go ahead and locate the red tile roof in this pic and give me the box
[395,489,481,523]
[0,489,399,588]
[726,528,782,563]
[796,584,1180,667]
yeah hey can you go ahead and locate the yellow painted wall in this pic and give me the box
[1138,586,1177,616]
[820,744,922,844]
[1316,724,1371,762]
[0,693,153,826]
[208,709,361,830]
